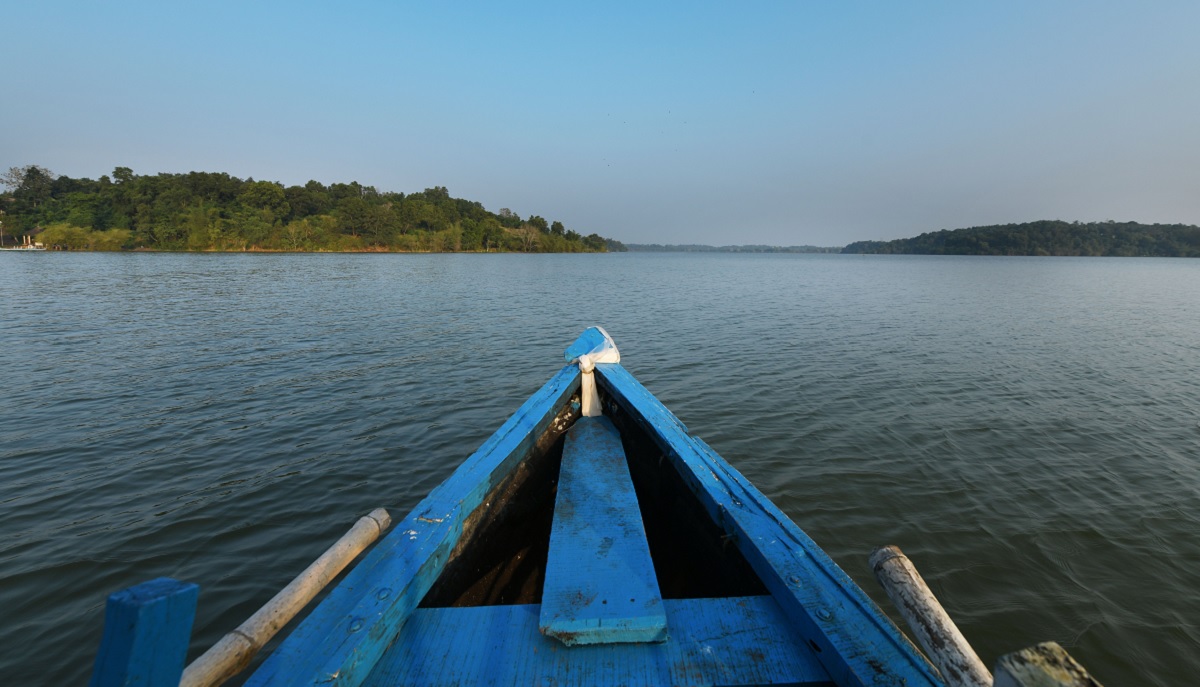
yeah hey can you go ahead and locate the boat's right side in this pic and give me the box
[595,361,945,687]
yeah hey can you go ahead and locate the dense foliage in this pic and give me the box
[0,165,618,252]
[842,220,1200,257]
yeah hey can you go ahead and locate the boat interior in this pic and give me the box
[377,382,838,686]
[419,386,769,609]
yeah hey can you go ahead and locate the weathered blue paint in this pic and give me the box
[539,416,667,645]
[364,596,832,686]
[88,577,198,687]
[595,363,945,687]
[214,332,946,686]
[245,365,581,687]
[563,326,610,362]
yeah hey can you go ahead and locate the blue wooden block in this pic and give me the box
[539,416,667,645]
[246,365,581,687]
[364,596,832,686]
[89,577,199,687]
[563,327,611,362]
[595,363,945,687]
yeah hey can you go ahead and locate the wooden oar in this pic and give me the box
[180,508,392,687]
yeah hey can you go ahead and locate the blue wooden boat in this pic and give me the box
[91,328,948,687]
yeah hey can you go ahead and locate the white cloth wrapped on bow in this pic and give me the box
[571,327,620,417]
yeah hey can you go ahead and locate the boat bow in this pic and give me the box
[89,328,947,687]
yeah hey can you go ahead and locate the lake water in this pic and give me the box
[1,252,1197,685]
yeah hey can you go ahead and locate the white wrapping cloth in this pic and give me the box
[572,327,620,416]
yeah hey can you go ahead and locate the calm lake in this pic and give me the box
[2,252,1197,685]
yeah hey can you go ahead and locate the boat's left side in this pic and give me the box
[241,364,581,685]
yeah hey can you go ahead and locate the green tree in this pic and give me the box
[461,218,483,251]
[186,203,224,249]
[362,204,397,245]
[112,166,135,185]
[238,180,290,222]
[335,196,369,236]
[481,218,504,251]
[285,181,332,219]
[5,165,57,231]
[528,215,549,233]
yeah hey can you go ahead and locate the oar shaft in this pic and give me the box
[180,508,391,687]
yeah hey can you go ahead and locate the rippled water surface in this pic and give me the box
[2,252,1198,685]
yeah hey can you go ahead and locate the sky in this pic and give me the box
[4,1,1199,246]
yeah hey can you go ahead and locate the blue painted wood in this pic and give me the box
[539,416,667,645]
[595,363,945,687]
[88,577,199,687]
[363,596,833,686]
[229,340,942,686]
[245,365,581,687]
[563,326,610,362]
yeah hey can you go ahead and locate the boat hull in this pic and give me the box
[244,353,941,686]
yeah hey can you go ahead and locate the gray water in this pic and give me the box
[1,252,1197,686]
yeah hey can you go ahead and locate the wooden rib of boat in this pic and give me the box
[90,327,951,687]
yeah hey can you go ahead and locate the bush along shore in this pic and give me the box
[0,165,626,253]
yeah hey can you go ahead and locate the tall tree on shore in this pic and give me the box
[1,165,55,192]
[2,165,57,232]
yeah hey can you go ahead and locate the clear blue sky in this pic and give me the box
[5,1,1199,245]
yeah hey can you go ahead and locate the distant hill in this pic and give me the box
[842,220,1200,257]
[626,243,841,253]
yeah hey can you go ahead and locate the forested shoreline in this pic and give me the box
[0,165,625,253]
[7,165,1196,258]
[843,220,1200,257]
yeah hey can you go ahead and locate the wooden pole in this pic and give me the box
[179,508,391,687]
[869,545,992,687]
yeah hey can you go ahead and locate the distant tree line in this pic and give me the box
[0,164,619,253]
[626,243,840,253]
[842,220,1200,257]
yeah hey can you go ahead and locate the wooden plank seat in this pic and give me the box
[538,416,668,645]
